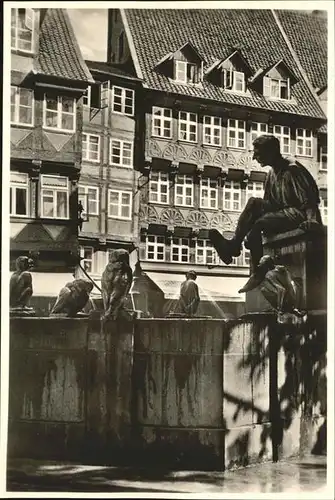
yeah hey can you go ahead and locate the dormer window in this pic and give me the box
[11,8,34,53]
[264,76,290,100]
[221,68,245,92]
[175,61,201,84]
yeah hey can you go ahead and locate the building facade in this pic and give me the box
[106,8,327,316]
[10,8,93,309]
[75,61,142,293]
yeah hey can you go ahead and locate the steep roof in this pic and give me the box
[36,9,94,83]
[275,10,327,92]
[123,9,325,119]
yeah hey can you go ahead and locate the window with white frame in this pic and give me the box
[178,111,197,142]
[296,129,313,157]
[82,133,100,162]
[149,171,169,204]
[250,122,268,145]
[11,86,34,126]
[80,246,97,273]
[83,86,91,107]
[41,175,69,219]
[175,61,201,84]
[100,81,110,108]
[203,115,221,146]
[200,177,218,209]
[112,86,134,116]
[224,181,241,211]
[11,8,34,52]
[196,239,219,265]
[10,172,29,217]
[319,193,327,225]
[78,185,99,215]
[110,139,133,167]
[227,119,246,149]
[319,144,327,171]
[152,107,172,138]
[264,77,290,100]
[175,175,194,207]
[221,68,245,93]
[146,235,165,261]
[171,238,190,263]
[273,125,290,154]
[245,181,264,203]
[43,95,76,132]
[232,246,251,267]
[108,190,132,219]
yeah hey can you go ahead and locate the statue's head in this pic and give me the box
[16,256,34,272]
[252,135,281,167]
[186,270,197,281]
[258,255,275,272]
[70,279,94,293]
[108,249,129,265]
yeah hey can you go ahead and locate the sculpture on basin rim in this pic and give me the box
[101,249,133,320]
[239,255,306,321]
[50,279,94,317]
[209,134,323,289]
[176,270,200,317]
[10,256,35,314]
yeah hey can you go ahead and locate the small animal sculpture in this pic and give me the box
[238,255,306,318]
[101,249,133,320]
[10,256,34,309]
[50,279,94,317]
[176,270,200,317]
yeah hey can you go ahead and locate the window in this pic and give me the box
[178,111,197,142]
[80,246,97,273]
[319,194,327,225]
[175,61,201,84]
[175,175,193,207]
[43,95,76,132]
[320,144,327,171]
[171,238,190,263]
[110,139,133,167]
[112,86,134,116]
[227,119,246,149]
[11,8,34,52]
[83,86,91,107]
[203,116,221,146]
[232,247,251,267]
[296,129,313,157]
[82,133,100,162]
[196,239,219,265]
[108,190,132,220]
[264,77,290,100]
[146,235,165,261]
[245,181,264,205]
[273,125,290,154]
[250,122,268,145]
[41,175,69,219]
[224,181,241,211]
[200,177,218,209]
[78,185,99,215]
[222,68,245,92]
[10,172,29,216]
[152,107,172,138]
[11,86,34,125]
[100,81,110,108]
[149,171,169,204]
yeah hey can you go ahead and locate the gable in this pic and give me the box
[265,61,297,84]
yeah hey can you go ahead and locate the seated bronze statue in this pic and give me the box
[209,135,323,280]
[101,249,133,320]
[176,270,200,317]
[10,256,34,311]
[50,279,93,317]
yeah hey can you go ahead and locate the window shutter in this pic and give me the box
[90,84,101,109]
[287,77,291,99]
[263,76,271,97]
[25,8,34,30]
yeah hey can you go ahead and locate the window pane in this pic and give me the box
[42,190,54,217]
[61,113,74,130]
[56,191,68,218]
[15,188,27,215]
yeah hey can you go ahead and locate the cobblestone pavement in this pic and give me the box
[6,454,331,496]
